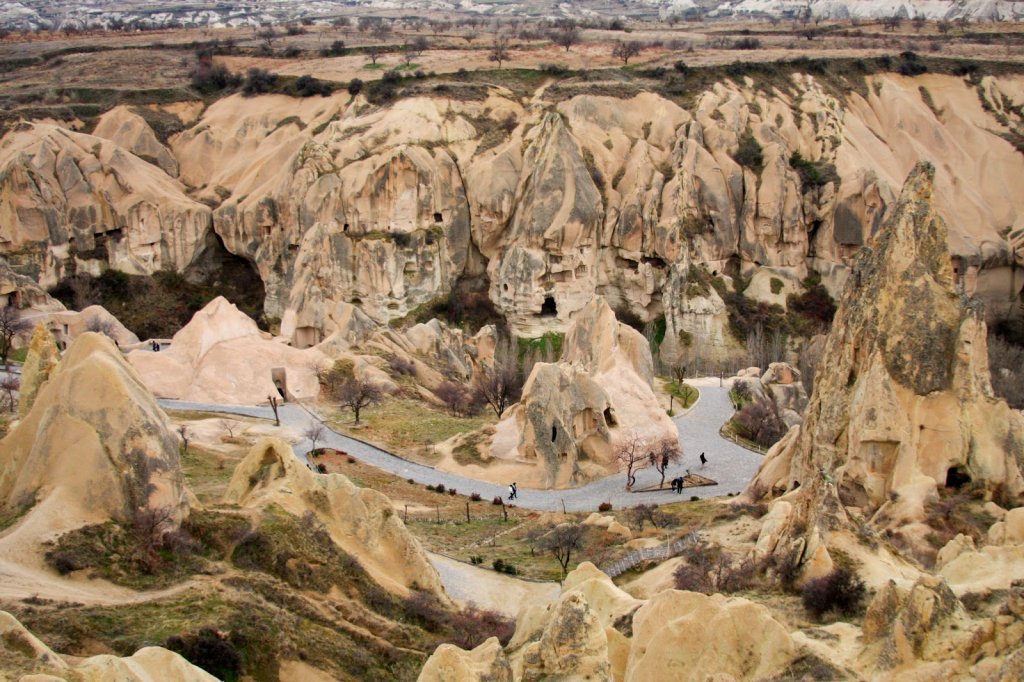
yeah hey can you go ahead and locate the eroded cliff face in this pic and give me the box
[746,162,1024,577]
[1,73,1022,346]
[0,123,211,287]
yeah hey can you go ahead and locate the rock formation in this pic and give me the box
[92,106,179,177]
[17,323,60,417]
[0,332,188,533]
[486,297,678,488]
[224,437,447,598]
[1,75,1022,353]
[1,610,218,681]
[127,296,328,405]
[0,123,210,288]
[419,561,795,682]
[746,162,1024,575]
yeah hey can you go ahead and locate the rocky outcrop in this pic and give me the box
[17,323,59,417]
[487,297,678,488]
[418,638,513,682]
[5,75,1024,347]
[128,296,328,405]
[224,437,447,599]
[0,123,211,288]
[421,562,795,682]
[0,332,188,532]
[747,163,1024,573]
[93,106,179,177]
[1,610,218,681]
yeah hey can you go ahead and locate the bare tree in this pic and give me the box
[614,431,652,489]
[552,21,581,52]
[937,19,952,34]
[912,14,927,32]
[1,374,19,412]
[334,377,384,424]
[304,422,327,455]
[628,503,672,531]
[732,394,787,448]
[746,322,786,371]
[472,360,522,417]
[0,306,29,370]
[402,38,427,66]
[218,419,237,439]
[539,523,587,576]
[488,34,511,69]
[612,40,642,65]
[436,380,476,416]
[177,425,190,454]
[651,439,683,489]
[366,44,382,65]
[371,20,391,41]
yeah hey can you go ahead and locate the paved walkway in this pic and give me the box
[158,377,762,513]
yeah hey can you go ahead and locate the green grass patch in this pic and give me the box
[328,396,494,460]
[666,381,699,409]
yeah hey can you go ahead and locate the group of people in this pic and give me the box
[669,452,708,493]
[149,340,161,352]
[508,481,518,500]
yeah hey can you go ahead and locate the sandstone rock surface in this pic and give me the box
[224,437,446,598]
[487,297,678,488]
[747,163,1024,573]
[0,332,188,533]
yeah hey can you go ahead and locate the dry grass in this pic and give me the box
[324,396,495,464]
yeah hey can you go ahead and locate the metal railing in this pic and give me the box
[601,530,700,578]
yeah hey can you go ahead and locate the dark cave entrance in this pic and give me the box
[540,296,557,317]
[945,465,972,490]
[185,231,267,326]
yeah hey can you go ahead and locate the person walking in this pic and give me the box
[508,482,517,500]
[699,452,707,466]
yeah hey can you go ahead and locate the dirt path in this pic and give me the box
[427,553,560,618]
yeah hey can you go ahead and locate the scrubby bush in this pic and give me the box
[801,567,866,619]
[242,68,278,95]
[731,395,787,448]
[598,502,613,512]
[388,355,416,377]
[789,151,839,192]
[294,74,333,97]
[470,492,482,502]
[166,628,242,682]
[989,334,1024,409]
[347,78,364,96]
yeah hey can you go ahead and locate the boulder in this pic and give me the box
[224,437,446,599]
[518,592,612,682]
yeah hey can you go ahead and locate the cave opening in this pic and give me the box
[603,407,616,426]
[433,212,443,223]
[551,425,558,442]
[540,296,557,317]
[945,465,972,490]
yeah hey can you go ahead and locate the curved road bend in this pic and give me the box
[158,378,761,513]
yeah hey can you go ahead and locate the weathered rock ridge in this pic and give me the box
[225,437,447,598]
[1,74,1021,349]
[746,162,1024,576]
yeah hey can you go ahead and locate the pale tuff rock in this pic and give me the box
[489,298,678,488]
[938,508,1024,591]
[0,332,188,532]
[49,304,141,348]
[128,296,328,404]
[1,610,218,682]
[861,576,991,673]
[17,323,60,417]
[746,163,1024,573]
[0,123,211,287]
[626,590,795,682]
[417,638,513,682]
[224,437,447,598]
[92,106,179,177]
[422,563,795,682]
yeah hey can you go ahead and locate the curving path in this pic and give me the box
[158,377,762,513]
